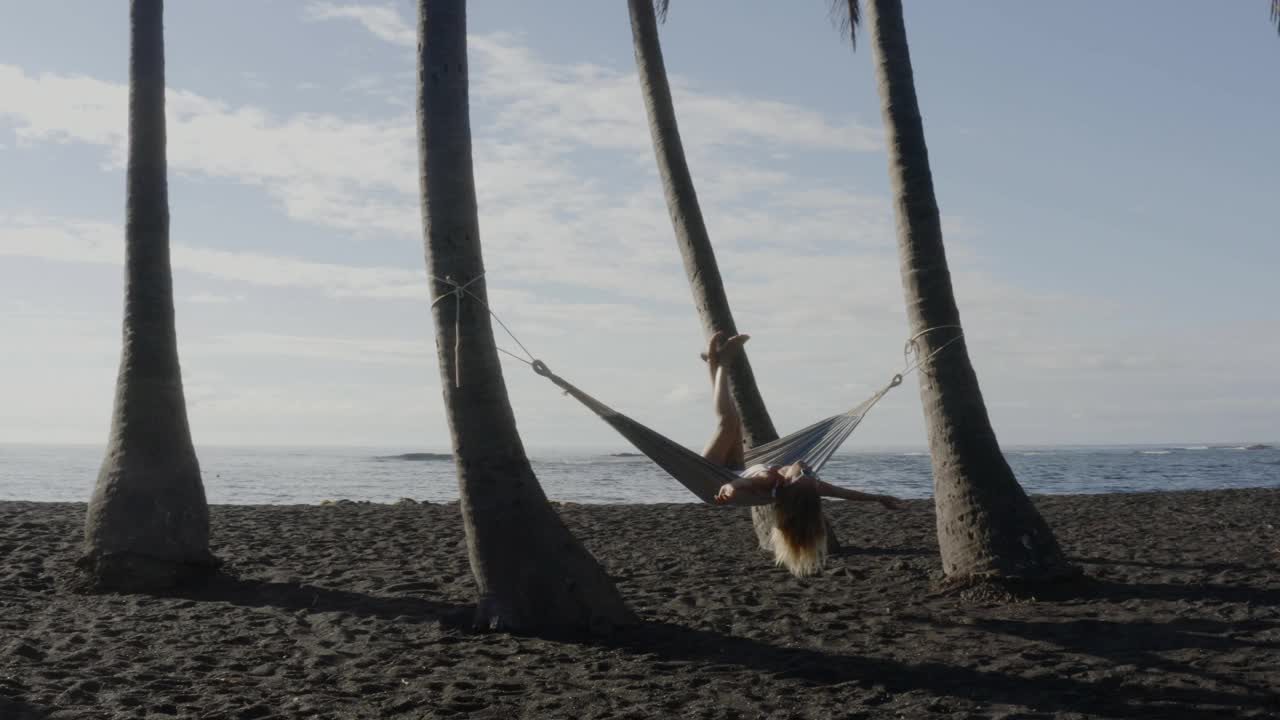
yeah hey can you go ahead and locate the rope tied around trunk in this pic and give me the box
[901,325,965,381]
[430,272,542,388]
[430,273,487,388]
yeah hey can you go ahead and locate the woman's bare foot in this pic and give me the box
[702,331,749,367]
[719,333,750,364]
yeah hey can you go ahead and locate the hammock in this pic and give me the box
[430,272,959,507]
[530,359,901,507]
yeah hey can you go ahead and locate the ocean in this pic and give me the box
[2,443,1276,505]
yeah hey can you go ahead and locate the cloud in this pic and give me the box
[0,213,427,299]
[0,62,418,230]
[304,2,416,47]
[0,49,885,309]
[305,0,880,155]
[467,32,881,155]
[194,332,431,365]
[0,65,127,153]
[661,383,698,406]
[184,292,246,305]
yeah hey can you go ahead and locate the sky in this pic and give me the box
[0,1,1277,452]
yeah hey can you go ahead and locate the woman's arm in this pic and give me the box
[814,479,901,508]
[715,468,782,503]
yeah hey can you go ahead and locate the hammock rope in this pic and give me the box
[431,273,540,385]
[429,273,962,506]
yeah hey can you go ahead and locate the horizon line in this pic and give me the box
[2,440,1274,453]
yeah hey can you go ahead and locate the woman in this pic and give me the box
[702,332,901,577]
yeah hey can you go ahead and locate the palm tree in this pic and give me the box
[833,0,1073,582]
[628,0,840,552]
[416,0,634,632]
[81,0,216,591]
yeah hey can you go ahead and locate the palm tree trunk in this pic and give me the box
[628,0,844,551]
[627,0,776,448]
[416,0,634,632]
[865,0,1074,581]
[82,0,215,592]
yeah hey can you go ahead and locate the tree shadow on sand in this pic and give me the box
[594,617,1278,719]
[0,696,48,720]
[1099,577,1280,606]
[164,572,470,626]
[1072,556,1275,574]
[912,572,1280,699]
[923,615,1277,692]
[1013,572,1280,610]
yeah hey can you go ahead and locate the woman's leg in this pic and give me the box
[701,332,749,469]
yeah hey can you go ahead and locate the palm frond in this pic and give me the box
[654,0,670,24]
[828,0,862,50]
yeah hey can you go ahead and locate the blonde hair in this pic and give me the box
[770,482,827,577]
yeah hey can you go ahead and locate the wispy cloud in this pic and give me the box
[304,2,416,47]
[0,213,427,299]
[194,332,431,365]
[184,292,246,305]
[0,45,885,307]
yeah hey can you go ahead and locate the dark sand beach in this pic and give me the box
[2,490,1278,719]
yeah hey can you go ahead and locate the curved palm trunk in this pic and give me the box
[416,0,633,633]
[82,0,215,592]
[628,0,842,551]
[865,0,1073,581]
[626,0,775,448]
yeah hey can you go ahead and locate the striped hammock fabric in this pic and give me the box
[530,360,898,507]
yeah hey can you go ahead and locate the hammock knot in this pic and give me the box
[890,373,903,388]
[531,359,552,378]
